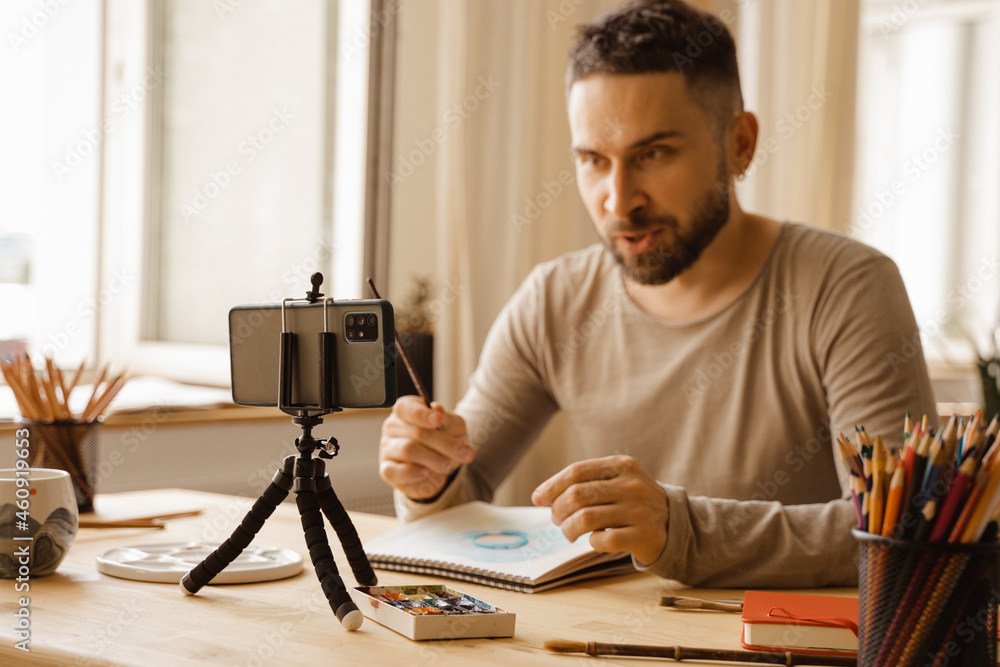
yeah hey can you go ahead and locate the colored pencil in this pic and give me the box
[82,373,127,423]
[881,463,905,537]
[929,453,977,541]
[912,437,949,541]
[959,453,1000,543]
[900,431,933,539]
[868,435,887,535]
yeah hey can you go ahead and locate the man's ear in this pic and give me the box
[728,111,759,178]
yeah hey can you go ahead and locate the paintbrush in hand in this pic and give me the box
[366,278,433,409]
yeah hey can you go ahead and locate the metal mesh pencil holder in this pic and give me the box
[854,528,999,666]
[24,420,99,513]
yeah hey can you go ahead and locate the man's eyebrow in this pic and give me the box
[571,130,683,155]
[627,130,683,149]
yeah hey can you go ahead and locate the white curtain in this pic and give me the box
[425,0,620,503]
[432,0,619,407]
[733,0,862,233]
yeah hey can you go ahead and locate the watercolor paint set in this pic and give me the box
[351,585,516,640]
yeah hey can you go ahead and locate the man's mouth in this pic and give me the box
[616,228,662,254]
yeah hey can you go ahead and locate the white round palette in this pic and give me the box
[96,542,304,584]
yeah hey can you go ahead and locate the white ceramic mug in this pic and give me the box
[0,468,79,578]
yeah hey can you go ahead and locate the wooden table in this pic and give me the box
[2,489,851,666]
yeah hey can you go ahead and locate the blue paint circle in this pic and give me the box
[471,531,529,549]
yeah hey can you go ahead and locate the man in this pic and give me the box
[378,0,936,587]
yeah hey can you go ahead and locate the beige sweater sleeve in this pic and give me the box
[648,486,860,587]
[643,253,937,587]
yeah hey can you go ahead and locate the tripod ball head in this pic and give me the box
[305,272,324,303]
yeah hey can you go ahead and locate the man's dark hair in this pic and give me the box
[568,0,743,127]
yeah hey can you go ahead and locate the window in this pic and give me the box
[2,0,391,386]
[1,0,103,364]
[148,1,339,347]
[100,0,392,384]
[854,0,1000,365]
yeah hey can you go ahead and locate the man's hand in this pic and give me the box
[531,455,668,565]
[379,395,473,500]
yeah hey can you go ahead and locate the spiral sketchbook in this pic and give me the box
[363,501,636,593]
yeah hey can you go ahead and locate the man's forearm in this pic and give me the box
[644,485,859,588]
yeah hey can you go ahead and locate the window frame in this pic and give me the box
[97,0,395,386]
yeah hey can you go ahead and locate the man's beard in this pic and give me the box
[605,176,731,286]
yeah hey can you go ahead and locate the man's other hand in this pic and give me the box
[531,455,668,566]
[378,395,472,500]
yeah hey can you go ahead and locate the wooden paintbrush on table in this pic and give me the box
[544,640,856,665]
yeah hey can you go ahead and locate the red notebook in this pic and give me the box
[740,590,858,656]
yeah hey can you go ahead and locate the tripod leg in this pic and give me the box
[180,457,295,595]
[295,458,363,631]
[313,460,377,586]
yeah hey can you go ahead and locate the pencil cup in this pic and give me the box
[20,421,99,513]
[854,528,999,666]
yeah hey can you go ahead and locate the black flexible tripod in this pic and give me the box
[180,274,378,630]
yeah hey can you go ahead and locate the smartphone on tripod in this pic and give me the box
[229,300,397,409]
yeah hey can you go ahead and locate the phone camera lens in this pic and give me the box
[346,315,355,326]
[367,315,376,326]
[346,330,355,339]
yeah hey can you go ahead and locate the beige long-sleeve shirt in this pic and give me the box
[396,223,937,587]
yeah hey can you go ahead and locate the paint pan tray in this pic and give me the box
[351,584,516,640]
